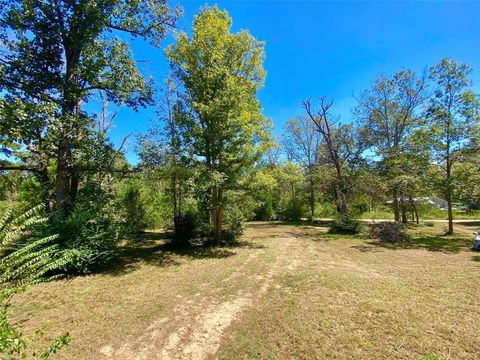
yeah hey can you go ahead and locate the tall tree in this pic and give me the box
[426,58,480,234]
[167,6,269,244]
[0,0,180,214]
[283,116,321,220]
[303,97,363,216]
[354,69,427,222]
[137,78,193,237]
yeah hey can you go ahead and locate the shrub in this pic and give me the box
[223,207,245,244]
[329,216,363,234]
[52,184,121,273]
[56,208,119,273]
[282,199,304,222]
[254,193,274,221]
[121,183,147,236]
[368,222,409,243]
[172,209,201,245]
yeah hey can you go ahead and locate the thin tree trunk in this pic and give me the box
[408,195,419,224]
[211,187,223,245]
[446,163,454,234]
[334,162,348,216]
[309,172,315,221]
[393,186,400,222]
[70,170,79,206]
[400,191,407,224]
[55,136,71,214]
[38,168,52,212]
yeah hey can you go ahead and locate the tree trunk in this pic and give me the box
[36,152,52,212]
[408,195,419,224]
[55,44,80,215]
[334,161,348,216]
[309,173,315,221]
[393,186,400,222]
[400,192,407,224]
[55,135,71,214]
[38,168,52,212]
[70,170,79,206]
[211,187,223,245]
[446,163,454,234]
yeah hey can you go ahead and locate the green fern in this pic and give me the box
[0,205,70,358]
[0,205,72,290]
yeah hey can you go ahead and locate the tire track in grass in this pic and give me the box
[102,234,301,360]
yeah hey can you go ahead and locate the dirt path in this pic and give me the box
[100,228,306,360]
[11,222,480,359]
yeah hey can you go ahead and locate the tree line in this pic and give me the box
[1,2,479,276]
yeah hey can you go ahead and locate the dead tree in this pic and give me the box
[303,97,349,216]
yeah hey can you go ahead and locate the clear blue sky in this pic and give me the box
[108,1,480,164]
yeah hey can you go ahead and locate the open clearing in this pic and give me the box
[9,221,480,359]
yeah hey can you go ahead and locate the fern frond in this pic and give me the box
[0,205,67,289]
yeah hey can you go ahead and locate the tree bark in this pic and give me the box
[409,195,419,224]
[400,191,407,223]
[55,134,72,214]
[37,158,52,212]
[446,162,454,234]
[309,169,315,221]
[393,186,400,222]
[211,187,223,245]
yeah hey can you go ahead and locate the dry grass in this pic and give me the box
[7,222,480,359]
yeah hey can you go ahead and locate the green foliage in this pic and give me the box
[16,178,44,210]
[426,58,480,232]
[358,205,394,220]
[120,183,147,236]
[0,206,70,359]
[314,203,338,218]
[0,0,180,215]
[167,5,271,243]
[223,207,246,243]
[282,199,305,222]
[172,209,201,246]
[56,210,118,274]
[0,304,69,360]
[329,216,363,234]
[53,185,120,273]
[253,192,274,221]
[0,206,73,289]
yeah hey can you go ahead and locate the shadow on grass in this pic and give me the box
[455,221,480,228]
[99,231,265,276]
[247,220,333,228]
[353,235,472,254]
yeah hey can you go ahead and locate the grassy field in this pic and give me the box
[8,221,480,359]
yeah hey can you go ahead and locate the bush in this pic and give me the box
[329,216,363,234]
[172,209,201,246]
[254,194,274,221]
[121,183,147,236]
[223,207,245,244]
[282,199,304,222]
[56,208,119,273]
[368,222,409,243]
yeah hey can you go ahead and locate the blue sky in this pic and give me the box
[108,1,480,164]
